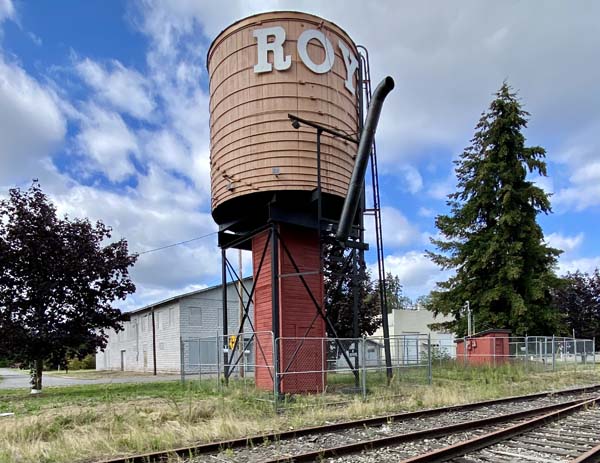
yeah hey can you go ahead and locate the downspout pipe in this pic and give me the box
[336,76,395,242]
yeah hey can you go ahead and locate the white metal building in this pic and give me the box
[96,279,253,373]
[373,308,456,361]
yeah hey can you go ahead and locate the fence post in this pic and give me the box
[321,338,326,397]
[524,336,528,371]
[427,334,432,385]
[273,336,279,412]
[199,339,202,381]
[361,336,367,400]
[216,332,221,391]
[552,335,556,372]
[180,337,185,384]
[574,336,578,369]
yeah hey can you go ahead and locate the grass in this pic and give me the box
[0,363,598,463]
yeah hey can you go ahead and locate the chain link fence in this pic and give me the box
[180,332,596,409]
[455,336,596,371]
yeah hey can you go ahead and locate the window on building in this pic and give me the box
[163,309,170,329]
[141,315,147,332]
[367,347,377,360]
[169,307,176,326]
[189,307,202,326]
[129,322,136,340]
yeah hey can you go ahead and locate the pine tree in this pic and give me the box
[426,83,562,336]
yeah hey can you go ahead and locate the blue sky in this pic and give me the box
[1,0,599,311]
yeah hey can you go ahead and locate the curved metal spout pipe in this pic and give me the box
[336,76,395,243]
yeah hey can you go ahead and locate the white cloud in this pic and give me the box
[532,174,554,196]
[0,0,15,23]
[379,250,450,300]
[552,121,600,211]
[427,175,454,200]
[557,257,600,276]
[399,165,423,193]
[545,232,584,254]
[365,206,422,249]
[51,166,219,310]
[418,207,436,218]
[0,55,66,186]
[75,104,139,182]
[76,58,155,120]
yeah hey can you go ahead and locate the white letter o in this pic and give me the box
[297,29,335,74]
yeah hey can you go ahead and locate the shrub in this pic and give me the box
[67,354,96,370]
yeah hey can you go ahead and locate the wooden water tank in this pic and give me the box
[208,11,360,225]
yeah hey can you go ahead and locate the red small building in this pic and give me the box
[455,329,512,365]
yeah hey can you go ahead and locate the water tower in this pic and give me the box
[208,11,393,394]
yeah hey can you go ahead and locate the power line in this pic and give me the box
[137,231,218,256]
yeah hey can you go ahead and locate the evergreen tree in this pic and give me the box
[384,272,412,312]
[425,83,562,336]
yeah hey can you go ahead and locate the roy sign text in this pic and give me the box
[253,26,359,95]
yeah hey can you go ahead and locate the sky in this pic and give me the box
[1,0,599,311]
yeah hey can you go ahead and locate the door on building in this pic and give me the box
[120,350,126,371]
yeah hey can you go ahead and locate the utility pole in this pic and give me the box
[465,301,472,337]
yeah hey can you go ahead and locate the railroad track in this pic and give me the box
[96,385,600,463]
[374,396,600,463]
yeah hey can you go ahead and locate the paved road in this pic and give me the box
[0,368,181,389]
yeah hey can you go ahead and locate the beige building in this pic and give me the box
[374,308,456,362]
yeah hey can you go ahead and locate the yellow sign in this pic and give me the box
[229,335,237,350]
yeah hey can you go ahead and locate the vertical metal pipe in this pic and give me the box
[352,250,360,388]
[198,338,202,381]
[151,307,157,376]
[552,334,556,371]
[427,334,432,385]
[273,335,279,411]
[361,336,367,400]
[180,337,184,384]
[525,335,529,371]
[216,331,221,391]
[221,249,229,385]
[238,249,244,378]
[271,225,280,398]
[321,338,326,396]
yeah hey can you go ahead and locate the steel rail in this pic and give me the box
[260,396,595,463]
[93,384,600,463]
[571,443,600,463]
[399,395,600,463]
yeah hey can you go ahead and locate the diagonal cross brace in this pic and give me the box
[275,229,359,379]
[223,230,274,380]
